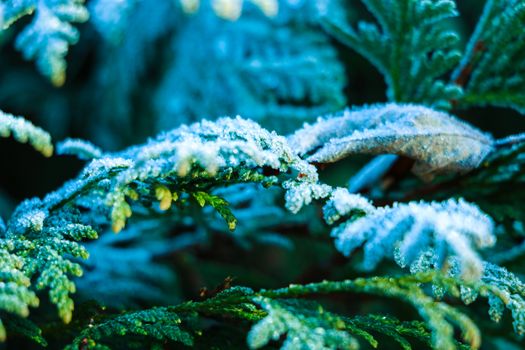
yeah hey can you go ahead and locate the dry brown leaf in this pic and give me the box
[288,104,494,180]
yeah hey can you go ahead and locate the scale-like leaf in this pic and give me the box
[320,0,462,108]
[0,109,53,157]
[2,0,90,86]
[248,298,358,350]
[452,0,525,114]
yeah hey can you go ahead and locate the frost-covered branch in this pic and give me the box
[56,138,103,160]
[0,116,318,339]
[0,106,519,347]
[327,193,495,280]
[0,109,53,156]
[1,0,89,86]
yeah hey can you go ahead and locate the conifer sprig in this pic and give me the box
[68,270,525,350]
[320,0,462,108]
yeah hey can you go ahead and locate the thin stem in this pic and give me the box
[495,133,525,148]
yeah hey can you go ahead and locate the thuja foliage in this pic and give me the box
[1,0,525,349]
[0,110,53,157]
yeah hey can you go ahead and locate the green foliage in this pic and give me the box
[247,298,359,349]
[2,204,98,329]
[192,191,237,231]
[452,0,525,113]
[347,315,437,350]
[68,271,524,350]
[0,313,47,346]
[321,0,462,108]
[66,307,195,349]
[411,257,525,337]
[322,0,525,114]
[0,248,38,342]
